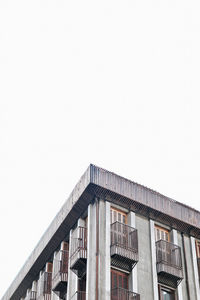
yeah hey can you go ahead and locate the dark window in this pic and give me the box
[159,286,176,300]
[111,268,128,289]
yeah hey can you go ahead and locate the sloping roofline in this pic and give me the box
[2,164,200,300]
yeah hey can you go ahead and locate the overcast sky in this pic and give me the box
[1,0,200,297]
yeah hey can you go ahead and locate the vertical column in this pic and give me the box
[127,211,138,293]
[172,229,183,300]
[86,202,97,300]
[37,271,43,298]
[150,220,159,300]
[32,281,37,296]
[98,200,111,300]
[191,237,200,300]
[67,229,78,300]
[51,251,60,300]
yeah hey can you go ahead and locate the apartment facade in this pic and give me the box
[2,165,200,300]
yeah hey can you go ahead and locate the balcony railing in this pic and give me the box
[37,272,52,300]
[156,240,183,287]
[111,222,138,271]
[70,227,87,277]
[25,291,37,300]
[52,249,69,296]
[111,288,140,300]
[70,291,86,300]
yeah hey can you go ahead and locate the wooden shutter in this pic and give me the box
[111,269,128,289]
[155,225,170,242]
[111,207,127,224]
[46,262,53,273]
[196,240,200,258]
[61,241,69,251]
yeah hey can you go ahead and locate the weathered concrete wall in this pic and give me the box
[178,233,197,300]
[86,203,96,300]
[177,232,187,300]
[172,230,183,300]
[191,237,200,300]
[184,235,196,300]
[128,211,138,293]
[136,215,154,300]
[98,200,111,300]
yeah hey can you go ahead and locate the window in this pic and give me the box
[111,207,127,224]
[78,275,86,292]
[155,225,170,242]
[111,268,129,300]
[159,286,176,300]
[111,268,128,290]
[196,240,200,280]
[196,240,200,258]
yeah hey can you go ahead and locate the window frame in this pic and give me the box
[110,207,127,225]
[158,285,176,300]
[155,225,170,242]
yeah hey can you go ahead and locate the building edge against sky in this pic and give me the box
[2,164,200,300]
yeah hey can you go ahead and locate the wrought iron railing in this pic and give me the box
[70,227,87,265]
[111,222,138,252]
[156,240,182,269]
[52,250,69,284]
[111,288,140,300]
[70,291,86,300]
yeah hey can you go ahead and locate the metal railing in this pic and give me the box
[156,240,182,269]
[70,291,86,300]
[111,288,140,300]
[111,222,138,252]
[25,291,37,300]
[70,227,87,264]
[52,250,69,283]
[37,272,52,300]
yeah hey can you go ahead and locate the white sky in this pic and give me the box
[0,0,200,297]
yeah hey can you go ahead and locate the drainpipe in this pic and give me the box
[181,233,190,299]
[96,198,99,300]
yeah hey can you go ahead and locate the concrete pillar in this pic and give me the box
[37,271,43,297]
[67,229,78,300]
[191,237,200,300]
[86,202,97,300]
[98,200,111,300]
[150,220,159,300]
[32,281,37,292]
[172,229,183,300]
[127,211,138,293]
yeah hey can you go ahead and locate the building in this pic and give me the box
[2,164,200,300]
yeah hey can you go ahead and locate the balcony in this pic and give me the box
[110,222,138,271]
[70,291,86,300]
[70,227,87,278]
[37,272,52,300]
[25,291,37,300]
[156,240,183,287]
[111,288,140,300]
[52,250,69,299]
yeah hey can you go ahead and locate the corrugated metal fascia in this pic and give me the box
[90,165,200,229]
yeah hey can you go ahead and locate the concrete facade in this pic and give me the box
[2,165,200,300]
